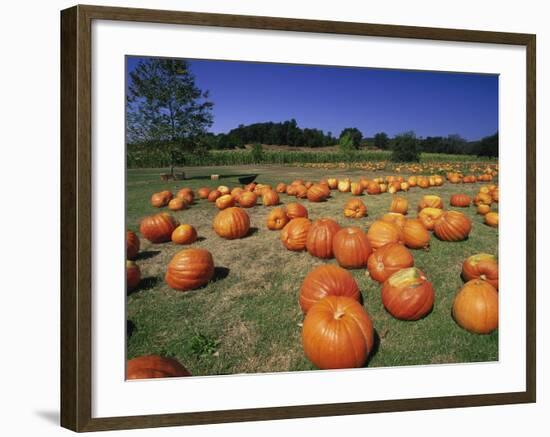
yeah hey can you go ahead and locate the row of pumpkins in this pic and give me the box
[126,179,499,377]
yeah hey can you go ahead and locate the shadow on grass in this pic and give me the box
[127,320,136,338]
[127,276,161,296]
[365,329,381,367]
[135,250,161,261]
[212,267,230,282]
[184,173,258,181]
[241,227,259,239]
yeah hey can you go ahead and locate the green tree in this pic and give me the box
[339,128,363,149]
[374,132,390,150]
[250,143,264,163]
[126,58,214,175]
[391,131,420,162]
[474,132,499,157]
[339,132,356,155]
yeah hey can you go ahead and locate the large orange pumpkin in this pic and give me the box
[367,242,414,283]
[367,220,401,250]
[280,218,312,251]
[171,224,198,245]
[299,265,360,313]
[462,253,499,289]
[366,181,381,195]
[306,218,341,259]
[275,182,287,193]
[139,212,178,243]
[302,296,374,369]
[176,188,193,205]
[350,182,363,196]
[126,260,141,292]
[238,191,257,208]
[285,202,308,219]
[333,227,372,269]
[327,178,338,189]
[294,184,308,198]
[417,207,444,231]
[450,194,471,207]
[126,231,140,260]
[165,248,215,291]
[127,355,191,379]
[417,195,443,211]
[343,198,367,218]
[434,210,472,241]
[213,207,250,239]
[402,219,430,249]
[266,207,289,230]
[452,279,498,334]
[381,267,434,320]
[477,204,491,215]
[262,190,280,206]
[390,196,408,214]
[337,179,351,192]
[381,212,406,234]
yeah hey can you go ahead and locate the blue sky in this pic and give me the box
[127,57,498,141]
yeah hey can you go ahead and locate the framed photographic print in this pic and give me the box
[60,4,536,432]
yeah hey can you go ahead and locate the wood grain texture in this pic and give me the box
[60,4,536,432]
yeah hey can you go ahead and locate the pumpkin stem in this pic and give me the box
[334,310,345,320]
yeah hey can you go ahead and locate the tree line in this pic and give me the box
[126,57,498,163]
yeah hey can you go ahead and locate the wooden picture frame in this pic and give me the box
[61,4,536,432]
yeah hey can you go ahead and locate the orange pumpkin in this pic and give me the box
[126,260,141,292]
[207,189,222,202]
[402,219,430,249]
[382,268,434,320]
[197,187,210,199]
[462,253,498,289]
[230,187,244,200]
[477,204,491,215]
[266,207,289,230]
[302,296,374,369]
[418,195,443,211]
[215,194,235,210]
[381,212,406,234]
[474,192,492,206]
[306,218,341,259]
[126,231,140,260]
[367,220,401,250]
[176,188,193,204]
[350,182,363,196]
[452,280,498,334]
[337,179,351,192]
[280,218,312,251]
[294,184,308,199]
[450,194,471,207]
[168,197,187,211]
[151,192,169,208]
[217,185,230,195]
[127,355,191,379]
[165,248,215,291]
[367,243,414,283]
[171,224,198,245]
[417,207,444,231]
[434,210,472,241]
[484,212,499,228]
[307,184,329,202]
[139,212,178,243]
[275,182,287,193]
[238,191,257,208]
[366,181,381,195]
[213,207,250,239]
[262,190,280,206]
[343,198,367,218]
[333,227,373,269]
[390,196,408,215]
[299,265,360,313]
[285,202,308,219]
[327,178,338,189]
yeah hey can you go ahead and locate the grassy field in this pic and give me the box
[127,165,498,376]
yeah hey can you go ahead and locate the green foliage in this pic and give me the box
[391,131,421,162]
[250,143,264,163]
[126,58,213,144]
[339,127,363,148]
[338,132,357,154]
[189,332,219,358]
[474,132,499,157]
[374,132,390,149]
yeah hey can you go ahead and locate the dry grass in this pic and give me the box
[127,165,498,376]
